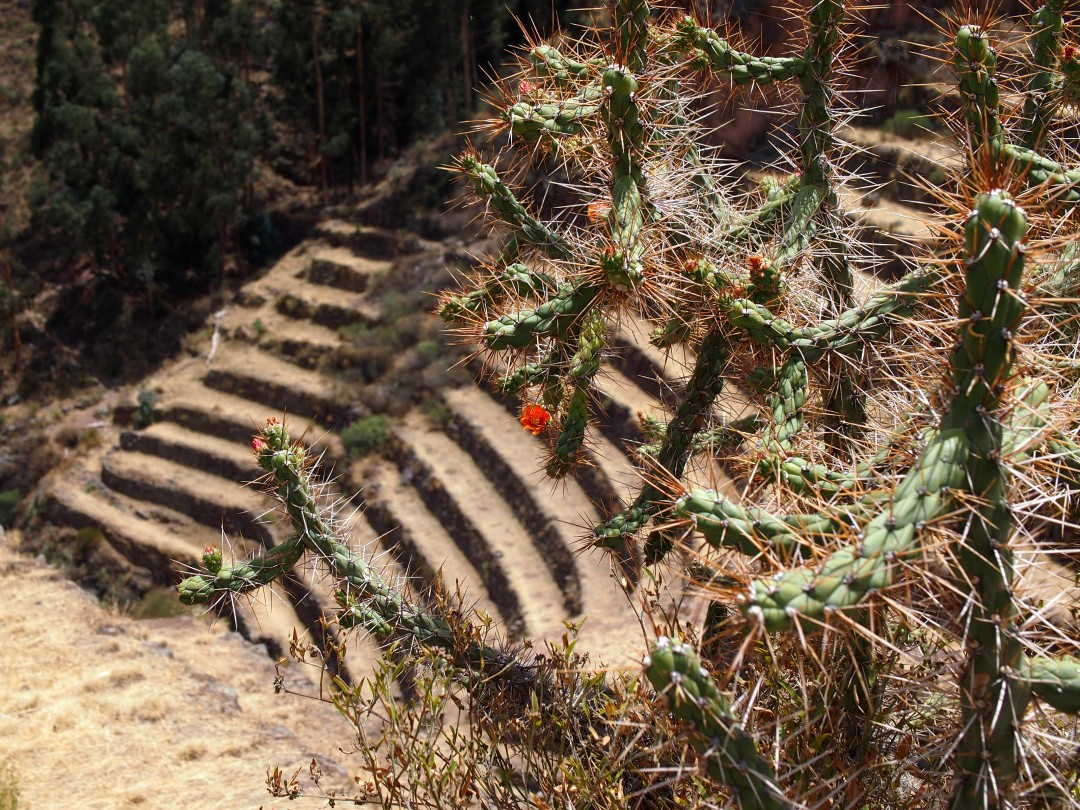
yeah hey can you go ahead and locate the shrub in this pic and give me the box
[132,389,157,430]
[0,490,20,528]
[340,414,391,457]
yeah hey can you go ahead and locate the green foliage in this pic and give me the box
[0,763,17,810]
[0,490,21,527]
[29,0,259,292]
[340,413,390,456]
[132,388,157,430]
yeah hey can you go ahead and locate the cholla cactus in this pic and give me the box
[437,1,1080,806]
[178,2,1080,807]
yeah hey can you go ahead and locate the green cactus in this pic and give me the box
[435,2,1080,803]
[643,637,787,810]
[180,3,1080,806]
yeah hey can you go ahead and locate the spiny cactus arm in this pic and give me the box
[251,421,553,695]
[638,414,764,460]
[941,192,1027,427]
[484,282,600,349]
[594,330,730,553]
[528,44,594,86]
[440,263,557,322]
[758,356,808,460]
[724,265,939,361]
[1025,656,1080,713]
[497,357,551,397]
[615,0,650,73]
[796,0,842,189]
[671,16,804,84]
[771,183,821,278]
[817,211,855,311]
[644,637,790,809]
[955,24,1003,159]
[177,536,306,604]
[764,455,882,500]
[1001,143,1080,203]
[675,489,839,559]
[949,191,1030,809]
[600,58,650,289]
[505,91,602,143]
[456,156,573,261]
[693,414,762,450]
[1020,1,1064,151]
[546,312,606,478]
[723,174,802,245]
[747,191,1027,636]
[745,427,969,632]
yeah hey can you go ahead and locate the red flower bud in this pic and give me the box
[519,404,552,435]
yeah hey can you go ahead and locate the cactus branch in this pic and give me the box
[644,637,789,809]
[1020,1,1065,151]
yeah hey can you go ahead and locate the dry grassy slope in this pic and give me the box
[0,537,357,810]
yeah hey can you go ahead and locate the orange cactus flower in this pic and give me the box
[1066,44,1078,62]
[519,403,551,435]
[587,199,611,223]
[518,79,534,97]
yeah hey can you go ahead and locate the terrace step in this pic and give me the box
[316,221,426,260]
[147,377,341,458]
[45,466,228,576]
[100,450,280,548]
[120,422,260,483]
[362,460,501,622]
[301,245,388,293]
[202,345,353,427]
[394,414,569,641]
[441,387,641,661]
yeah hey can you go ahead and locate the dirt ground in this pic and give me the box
[0,531,362,810]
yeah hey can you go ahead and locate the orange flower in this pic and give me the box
[517,79,534,97]
[587,199,611,223]
[519,403,551,435]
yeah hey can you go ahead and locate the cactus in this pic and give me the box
[180,2,1080,807]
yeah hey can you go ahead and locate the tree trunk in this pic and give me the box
[355,3,367,185]
[460,2,472,115]
[310,2,328,202]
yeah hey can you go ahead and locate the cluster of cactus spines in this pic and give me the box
[178,419,547,703]
[435,0,1080,804]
